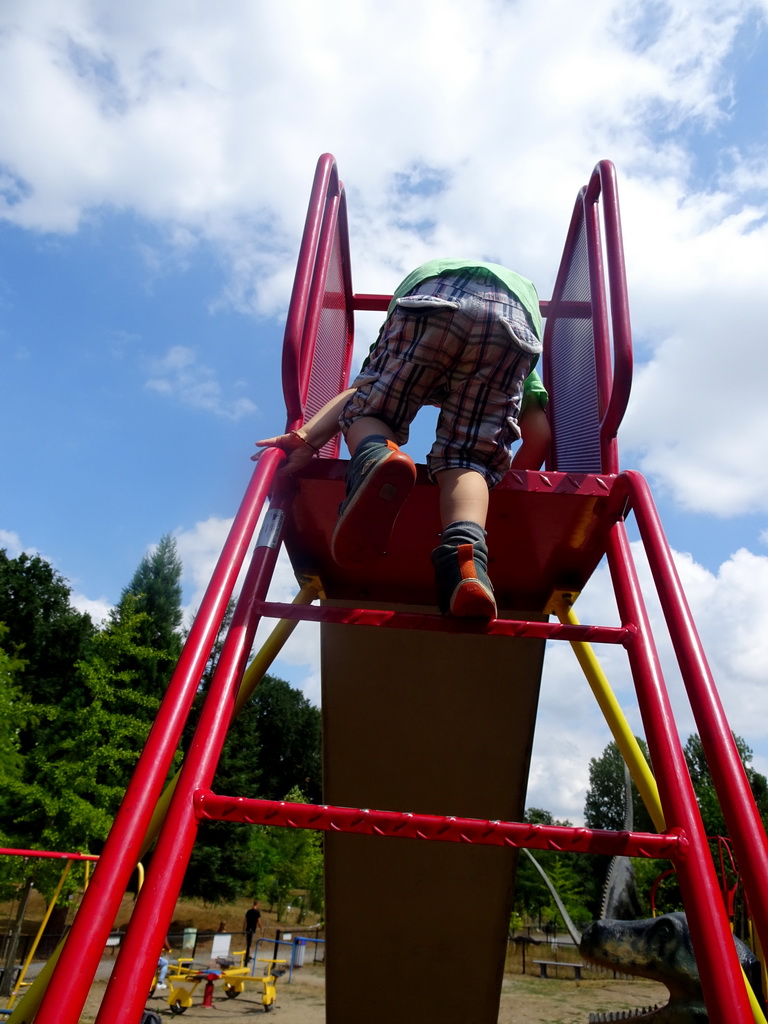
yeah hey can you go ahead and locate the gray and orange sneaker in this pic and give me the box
[431,521,497,619]
[331,435,416,565]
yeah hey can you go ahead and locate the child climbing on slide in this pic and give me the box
[255,259,550,621]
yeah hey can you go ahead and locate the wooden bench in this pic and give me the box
[532,959,584,980]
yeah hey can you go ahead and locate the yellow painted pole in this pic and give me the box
[6,861,72,1010]
[548,592,665,832]
[751,917,768,1010]
[9,579,321,1024]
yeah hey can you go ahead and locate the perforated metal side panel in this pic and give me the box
[547,214,602,472]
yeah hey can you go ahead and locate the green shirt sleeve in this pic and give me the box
[522,368,548,410]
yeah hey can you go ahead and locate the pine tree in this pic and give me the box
[117,533,184,695]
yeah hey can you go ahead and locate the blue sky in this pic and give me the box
[2,0,768,823]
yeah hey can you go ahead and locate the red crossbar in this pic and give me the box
[255,600,636,645]
[0,847,99,861]
[194,791,685,861]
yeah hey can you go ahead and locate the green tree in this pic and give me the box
[584,739,656,835]
[683,733,768,837]
[261,786,324,919]
[248,677,322,803]
[1,599,172,899]
[0,623,27,780]
[183,683,264,903]
[580,734,768,921]
[118,533,183,695]
[582,739,659,917]
[181,675,323,904]
[0,551,95,737]
[513,808,594,927]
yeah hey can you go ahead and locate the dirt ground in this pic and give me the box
[6,894,669,1022]
[76,963,667,1023]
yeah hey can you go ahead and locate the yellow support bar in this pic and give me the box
[6,861,72,1010]
[547,590,665,833]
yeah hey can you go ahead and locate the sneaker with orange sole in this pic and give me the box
[431,523,497,619]
[331,438,416,565]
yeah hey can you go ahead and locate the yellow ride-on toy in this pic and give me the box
[152,950,286,1014]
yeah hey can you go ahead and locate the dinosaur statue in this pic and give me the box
[600,763,642,921]
[579,911,765,1022]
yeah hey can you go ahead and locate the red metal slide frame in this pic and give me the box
[27,156,768,1024]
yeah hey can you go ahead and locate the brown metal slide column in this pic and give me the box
[321,608,545,1023]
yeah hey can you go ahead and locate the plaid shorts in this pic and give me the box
[340,269,542,487]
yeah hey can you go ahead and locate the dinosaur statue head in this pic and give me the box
[580,912,761,1023]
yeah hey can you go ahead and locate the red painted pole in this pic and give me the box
[0,848,98,861]
[622,470,768,958]
[201,977,215,1007]
[606,519,754,1022]
[93,500,285,1024]
[34,450,283,1024]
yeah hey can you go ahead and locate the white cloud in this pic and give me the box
[70,591,112,624]
[145,345,257,420]
[0,530,26,558]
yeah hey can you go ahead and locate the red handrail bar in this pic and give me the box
[0,848,99,861]
[195,791,685,859]
[605,517,753,1021]
[617,470,768,957]
[255,599,635,644]
[544,160,633,475]
[93,468,291,1024]
[281,154,338,425]
[33,449,285,1024]
[589,162,633,467]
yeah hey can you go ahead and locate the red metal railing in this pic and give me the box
[614,471,768,958]
[603,514,754,1020]
[195,791,685,859]
[0,848,98,862]
[91,474,290,1024]
[544,161,633,475]
[282,153,355,458]
[33,448,286,1024]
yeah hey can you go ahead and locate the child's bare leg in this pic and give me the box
[345,416,397,454]
[436,468,489,529]
[432,468,496,619]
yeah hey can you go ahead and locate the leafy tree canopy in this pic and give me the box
[0,551,95,722]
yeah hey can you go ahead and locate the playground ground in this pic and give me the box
[5,895,668,1021]
[80,963,667,1023]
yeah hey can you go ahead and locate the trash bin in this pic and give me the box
[293,938,307,967]
[182,927,197,951]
